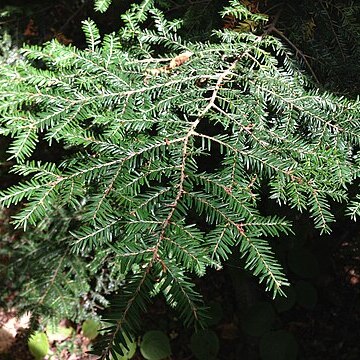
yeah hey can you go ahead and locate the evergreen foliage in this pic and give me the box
[269,0,360,93]
[0,0,360,358]
[94,0,113,13]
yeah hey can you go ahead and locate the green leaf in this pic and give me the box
[82,319,100,340]
[140,330,171,360]
[28,332,49,360]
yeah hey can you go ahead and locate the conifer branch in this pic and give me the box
[0,2,359,357]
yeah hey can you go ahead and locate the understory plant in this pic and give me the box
[0,0,360,358]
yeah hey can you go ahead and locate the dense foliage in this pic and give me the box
[0,0,360,358]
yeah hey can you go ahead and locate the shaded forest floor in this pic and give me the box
[1,224,359,360]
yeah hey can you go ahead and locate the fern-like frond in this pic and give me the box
[82,19,102,51]
[162,262,207,327]
[94,0,112,13]
[346,194,360,221]
[94,263,154,359]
